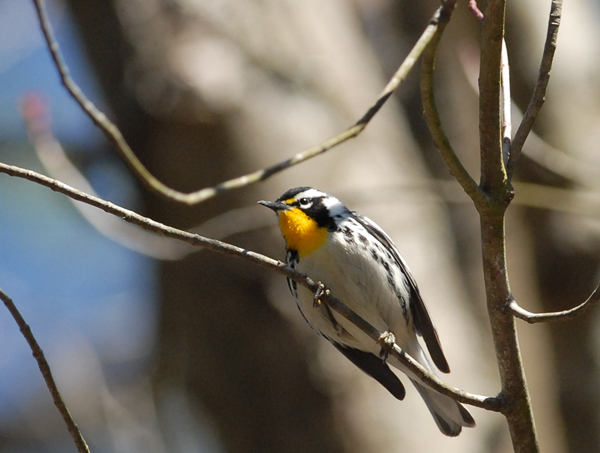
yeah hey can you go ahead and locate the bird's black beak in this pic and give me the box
[258,200,289,213]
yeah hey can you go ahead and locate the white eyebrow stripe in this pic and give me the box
[295,188,326,200]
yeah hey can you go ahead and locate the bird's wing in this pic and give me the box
[351,212,450,373]
[331,342,406,400]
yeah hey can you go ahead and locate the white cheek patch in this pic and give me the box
[322,196,348,218]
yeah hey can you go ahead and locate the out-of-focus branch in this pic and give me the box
[468,1,485,20]
[22,94,272,259]
[509,285,600,324]
[420,0,485,207]
[0,288,90,453]
[32,0,454,205]
[508,0,563,179]
[20,93,193,260]
[0,161,500,411]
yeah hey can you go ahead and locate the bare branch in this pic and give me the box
[0,161,500,411]
[420,0,485,207]
[0,288,91,453]
[478,1,540,450]
[32,0,454,205]
[509,285,600,324]
[479,1,508,195]
[508,0,563,179]
[322,291,502,411]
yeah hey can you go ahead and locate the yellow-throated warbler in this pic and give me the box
[259,187,475,436]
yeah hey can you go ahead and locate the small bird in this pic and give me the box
[259,187,475,436]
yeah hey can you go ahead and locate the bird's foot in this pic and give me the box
[377,331,396,360]
[313,282,330,308]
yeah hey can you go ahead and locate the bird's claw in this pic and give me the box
[378,331,396,360]
[313,282,329,308]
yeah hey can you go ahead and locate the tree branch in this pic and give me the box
[32,0,451,206]
[420,0,486,207]
[479,1,508,195]
[323,291,502,411]
[0,161,500,412]
[0,288,90,453]
[508,285,600,324]
[478,1,540,451]
[508,0,562,179]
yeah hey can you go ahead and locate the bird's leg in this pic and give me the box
[313,283,343,334]
[378,331,396,360]
[313,282,329,308]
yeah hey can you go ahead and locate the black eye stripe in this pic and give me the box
[293,196,321,208]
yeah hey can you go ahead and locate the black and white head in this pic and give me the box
[259,187,350,231]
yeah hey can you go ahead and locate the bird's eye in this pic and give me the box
[298,198,311,208]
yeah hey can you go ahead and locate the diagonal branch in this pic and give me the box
[508,0,563,179]
[420,1,485,207]
[32,0,454,205]
[508,284,600,324]
[0,288,90,453]
[322,290,502,411]
[0,161,500,411]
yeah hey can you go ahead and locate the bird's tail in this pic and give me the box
[389,344,475,436]
[411,380,475,437]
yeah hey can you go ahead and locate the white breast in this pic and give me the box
[293,220,415,354]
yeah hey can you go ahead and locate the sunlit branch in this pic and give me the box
[32,0,454,205]
[0,161,500,411]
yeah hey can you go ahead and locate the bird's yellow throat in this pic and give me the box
[278,208,328,258]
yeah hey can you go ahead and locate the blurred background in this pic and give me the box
[1,0,600,451]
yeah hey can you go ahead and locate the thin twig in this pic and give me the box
[33,0,452,205]
[0,288,91,453]
[508,0,563,179]
[508,285,600,324]
[420,0,485,207]
[0,161,500,411]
